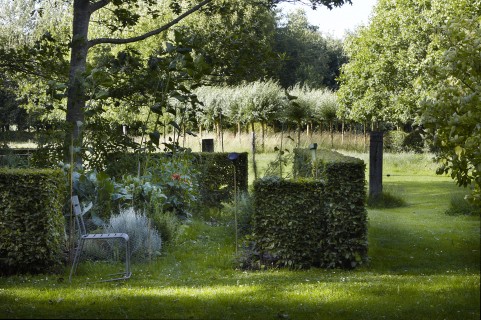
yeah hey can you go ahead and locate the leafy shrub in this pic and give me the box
[384,131,408,153]
[195,152,249,208]
[0,151,31,168]
[314,151,368,269]
[82,119,139,172]
[151,210,181,244]
[70,169,132,223]
[445,194,480,216]
[403,130,425,153]
[104,208,162,261]
[0,168,66,274]
[143,152,200,218]
[219,192,254,235]
[384,130,425,153]
[29,129,64,168]
[103,151,249,209]
[235,193,255,236]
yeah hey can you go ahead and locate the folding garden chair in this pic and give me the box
[69,195,131,282]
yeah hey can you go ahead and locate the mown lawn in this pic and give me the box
[0,152,479,319]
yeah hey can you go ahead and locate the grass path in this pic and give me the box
[0,153,479,319]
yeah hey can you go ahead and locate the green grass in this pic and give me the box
[0,151,479,319]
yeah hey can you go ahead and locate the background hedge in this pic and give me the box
[0,168,66,274]
[195,152,248,208]
[251,149,368,269]
[105,151,248,208]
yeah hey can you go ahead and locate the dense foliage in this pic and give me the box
[252,177,325,269]
[338,0,481,206]
[0,168,66,274]
[0,1,347,144]
[293,148,368,268]
[250,148,368,270]
[274,9,346,90]
[417,0,481,206]
[195,152,248,207]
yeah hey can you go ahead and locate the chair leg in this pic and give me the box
[69,239,84,282]
[125,239,131,278]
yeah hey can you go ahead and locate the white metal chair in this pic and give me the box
[69,195,131,282]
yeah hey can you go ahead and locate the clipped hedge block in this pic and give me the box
[294,148,368,268]
[0,168,66,274]
[251,149,368,269]
[252,177,325,269]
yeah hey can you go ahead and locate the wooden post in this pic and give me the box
[369,131,383,199]
[202,139,214,152]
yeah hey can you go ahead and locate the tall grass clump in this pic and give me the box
[366,183,408,209]
[151,209,181,244]
[367,191,407,208]
[445,193,480,216]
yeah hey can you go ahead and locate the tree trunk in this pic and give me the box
[261,121,265,153]
[341,120,345,146]
[65,0,90,163]
[297,121,301,148]
[369,131,383,199]
[237,122,241,143]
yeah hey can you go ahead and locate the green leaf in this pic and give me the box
[150,103,163,115]
[169,121,181,131]
[165,42,175,53]
[149,131,160,147]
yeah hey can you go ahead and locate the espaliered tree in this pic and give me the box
[61,0,351,160]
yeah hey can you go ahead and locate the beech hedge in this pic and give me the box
[251,149,368,269]
[195,152,248,208]
[252,177,325,269]
[0,168,65,274]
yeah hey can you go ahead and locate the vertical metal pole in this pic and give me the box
[233,165,238,255]
[309,143,318,178]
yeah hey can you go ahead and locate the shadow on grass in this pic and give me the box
[367,180,480,275]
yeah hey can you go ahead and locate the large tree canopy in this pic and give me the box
[337,0,431,129]
[0,0,352,163]
[417,0,481,206]
[337,0,480,205]
[273,8,346,90]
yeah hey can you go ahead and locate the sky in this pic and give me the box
[278,0,378,39]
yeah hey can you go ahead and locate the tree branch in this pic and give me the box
[89,0,111,14]
[88,0,213,48]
